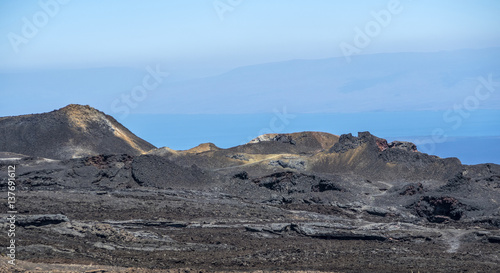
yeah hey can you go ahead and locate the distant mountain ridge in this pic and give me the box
[1,48,499,117]
[142,47,500,114]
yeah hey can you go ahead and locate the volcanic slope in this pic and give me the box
[0,104,156,159]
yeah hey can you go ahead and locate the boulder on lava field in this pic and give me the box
[412,196,471,223]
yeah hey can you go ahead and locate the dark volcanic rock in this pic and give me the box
[329,132,369,153]
[269,159,306,170]
[413,196,470,223]
[388,141,417,152]
[226,154,250,161]
[439,172,472,192]
[5,154,138,191]
[131,155,216,189]
[312,180,344,192]
[232,171,249,180]
[399,183,425,196]
[17,214,69,227]
[272,134,296,145]
[252,171,343,194]
[330,132,417,154]
[252,172,306,193]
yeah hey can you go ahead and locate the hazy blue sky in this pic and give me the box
[1,1,500,164]
[1,0,500,72]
